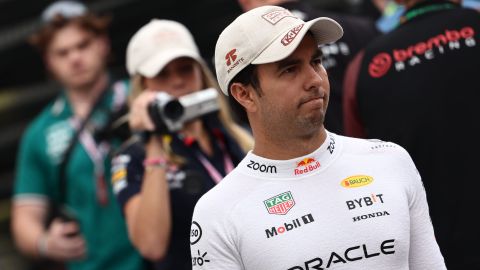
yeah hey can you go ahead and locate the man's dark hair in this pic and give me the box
[29,13,111,54]
[227,64,261,125]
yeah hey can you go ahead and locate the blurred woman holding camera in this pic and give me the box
[110,19,253,269]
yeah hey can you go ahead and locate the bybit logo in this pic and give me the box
[346,194,384,210]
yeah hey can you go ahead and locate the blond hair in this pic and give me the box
[129,60,253,164]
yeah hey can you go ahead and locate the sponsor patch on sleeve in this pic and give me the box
[111,155,130,194]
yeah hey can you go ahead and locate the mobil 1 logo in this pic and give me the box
[265,213,315,239]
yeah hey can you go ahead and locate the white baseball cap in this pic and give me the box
[126,19,202,78]
[41,1,88,23]
[215,5,343,95]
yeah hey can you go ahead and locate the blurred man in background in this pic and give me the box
[343,0,480,268]
[237,0,380,134]
[10,1,144,269]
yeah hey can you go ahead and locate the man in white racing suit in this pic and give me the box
[189,5,446,270]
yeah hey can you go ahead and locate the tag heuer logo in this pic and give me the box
[264,191,295,215]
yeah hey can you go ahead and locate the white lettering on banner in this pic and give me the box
[370,27,477,77]
[393,39,476,72]
[320,42,350,69]
[466,38,477,46]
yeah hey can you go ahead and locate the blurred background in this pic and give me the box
[0,0,380,268]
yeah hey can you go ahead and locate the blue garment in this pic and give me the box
[376,2,405,33]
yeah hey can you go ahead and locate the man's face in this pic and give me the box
[45,24,108,90]
[253,34,330,138]
[143,57,203,98]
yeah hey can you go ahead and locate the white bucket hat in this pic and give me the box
[214,5,343,95]
[126,19,202,78]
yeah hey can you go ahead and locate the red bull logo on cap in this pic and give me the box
[294,157,320,176]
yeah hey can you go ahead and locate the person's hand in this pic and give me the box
[40,218,86,261]
[129,90,157,131]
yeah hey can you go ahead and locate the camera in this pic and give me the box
[148,88,220,133]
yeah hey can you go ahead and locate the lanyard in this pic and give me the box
[66,83,126,206]
[80,129,109,205]
[400,2,456,24]
[194,133,235,184]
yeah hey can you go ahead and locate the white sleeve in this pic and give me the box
[399,148,447,270]
[190,197,243,270]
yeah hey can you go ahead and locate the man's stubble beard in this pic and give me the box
[261,101,325,142]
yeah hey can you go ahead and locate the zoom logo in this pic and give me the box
[247,160,277,174]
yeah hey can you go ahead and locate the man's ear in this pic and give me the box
[230,82,258,113]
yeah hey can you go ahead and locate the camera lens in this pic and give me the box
[163,100,184,120]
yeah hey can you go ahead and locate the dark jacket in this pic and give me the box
[343,1,480,268]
